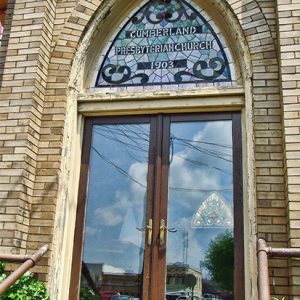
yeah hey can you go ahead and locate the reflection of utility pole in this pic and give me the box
[182,230,189,265]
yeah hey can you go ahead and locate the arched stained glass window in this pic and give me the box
[95,0,236,90]
[192,192,233,228]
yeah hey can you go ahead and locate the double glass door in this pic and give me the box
[70,113,244,300]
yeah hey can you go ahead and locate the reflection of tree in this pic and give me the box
[202,231,234,292]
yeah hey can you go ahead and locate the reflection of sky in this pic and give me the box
[167,120,233,280]
[83,124,150,274]
[82,120,234,286]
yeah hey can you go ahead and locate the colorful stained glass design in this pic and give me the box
[192,192,233,228]
[96,0,233,88]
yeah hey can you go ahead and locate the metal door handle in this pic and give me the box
[136,219,153,246]
[159,219,177,246]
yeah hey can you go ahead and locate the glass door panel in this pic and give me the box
[166,120,234,300]
[71,114,243,300]
[80,123,151,300]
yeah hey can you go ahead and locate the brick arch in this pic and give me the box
[48,0,277,92]
[42,1,286,299]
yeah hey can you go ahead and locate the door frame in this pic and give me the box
[69,112,244,300]
[69,115,154,300]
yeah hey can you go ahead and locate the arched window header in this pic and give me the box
[95,0,236,90]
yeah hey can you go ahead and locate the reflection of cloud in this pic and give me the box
[128,162,148,196]
[119,208,143,247]
[188,237,205,264]
[93,162,147,227]
[167,121,232,271]
[95,208,123,226]
[85,226,98,237]
[169,121,232,209]
[197,121,232,145]
[177,217,192,233]
[93,192,132,227]
[86,122,233,268]
[167,225,205,268]
[170,155,220,188]
[103,264,125,274]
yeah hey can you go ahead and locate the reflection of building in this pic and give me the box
[167,263,202,299]
[101,273,141,298]
[81,262,104,289]
[81,263,141,298]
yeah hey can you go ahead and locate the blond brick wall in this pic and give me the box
[0,0,56,276]
[53,0,78,45]
[276,1,300,298]
[229,0,289,297]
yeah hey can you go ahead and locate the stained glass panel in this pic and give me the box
[96,0,234,89]
[192,192,233,228]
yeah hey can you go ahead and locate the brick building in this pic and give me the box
[0,0,300,299]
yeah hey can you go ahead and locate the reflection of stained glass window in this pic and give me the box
[192,192,233,228]
[96,0,234,89]
[0,0,7,39]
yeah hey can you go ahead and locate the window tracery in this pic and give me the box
[95,0,236,90]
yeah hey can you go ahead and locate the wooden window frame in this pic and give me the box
[69,112,244,300]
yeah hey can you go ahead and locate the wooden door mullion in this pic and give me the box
[142,116,158,300]
[149,114,166,300]
[232,112,245,299]
[157,115,171,300]
[148,114,171,300]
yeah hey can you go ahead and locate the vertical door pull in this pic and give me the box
[159,219,177,246]
[137,219,153,246]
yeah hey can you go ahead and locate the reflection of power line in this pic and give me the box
[94,125,149,163]
[174,137,232,149]
[92,146,233,193]
[176,155,232,175]
[98,125,150,143]
[96,131,146,164]
[94,126,233,173]
[91,146,147,189]
[170,187,232,192]
[173,138,232,163]
[94,130,148,153]
[92,125,234,193]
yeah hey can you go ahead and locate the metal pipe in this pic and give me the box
[0,245,48,296]
[0,254,29,263]
[258,239,300,300]
[257,239,270,300]
[267,247,300,257]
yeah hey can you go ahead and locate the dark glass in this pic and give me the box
[0,1,7,39]
[80,123,150,300]
[166,120,234,300]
